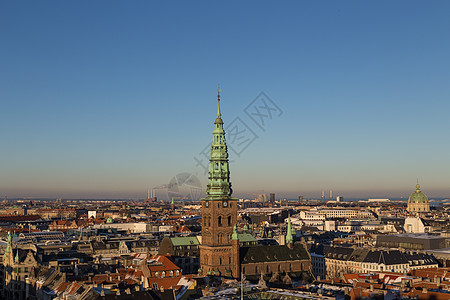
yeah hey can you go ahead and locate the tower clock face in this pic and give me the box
[205,201,209,207]
[223,201,228,207]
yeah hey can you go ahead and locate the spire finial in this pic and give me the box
[286,213,293,245]
[217,84,222,117]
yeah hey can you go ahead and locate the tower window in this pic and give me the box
[228,216,231,226]
[218,216,222,227]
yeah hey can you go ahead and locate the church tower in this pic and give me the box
[199,90,239,278]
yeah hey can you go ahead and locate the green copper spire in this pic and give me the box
[286,214,293,245]
[206,90,233,199]
[232,225,239,240]
[15,250,19,263]
[5,231,11,253]
[171,197,174,205]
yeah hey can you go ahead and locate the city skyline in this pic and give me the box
[2,1,450,199]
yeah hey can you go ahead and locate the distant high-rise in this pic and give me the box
[269,193,275,207]
[298,195,303,204]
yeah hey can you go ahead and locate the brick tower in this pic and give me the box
[199,89,239,278]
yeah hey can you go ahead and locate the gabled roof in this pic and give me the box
[240,243,309,264]
[148,255,180,273]
[363,250,409,265]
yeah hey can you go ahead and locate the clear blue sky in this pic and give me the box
[1,1,450,199]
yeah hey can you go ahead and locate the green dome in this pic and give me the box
[408,184,428,203]
[106,217,113,223]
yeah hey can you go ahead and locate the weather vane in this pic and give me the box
[217,84,222,101]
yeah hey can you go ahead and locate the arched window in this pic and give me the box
[219,258,222,265]
[218,216,222,227]
[228,216,232,226]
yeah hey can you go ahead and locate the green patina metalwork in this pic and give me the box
[205,96,233,200]
[286,214,293,244]
[232,225,239,240]
[170,236,199,247]
[5,231,11,253]
[408,183,429,204]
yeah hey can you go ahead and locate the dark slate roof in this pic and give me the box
[307,243,324,256]
[240,243,309,264]
[363,250,409,265]
[91,241,120,250]
[323,246,354,261]
[404,252,438,266]
[381,250,409,265]
[348,248,370,262]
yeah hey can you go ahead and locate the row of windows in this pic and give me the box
[203,215,233,227]
[13,267,29,273]
[242,263,305,274]
[154,270,180,278]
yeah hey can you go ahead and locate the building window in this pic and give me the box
[218,216,222,227]
[228,216,232,226]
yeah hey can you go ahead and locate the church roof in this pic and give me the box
[240,243,309,264]
[408,183,429,204]
[169,236,199,247]
[237,233,257,243]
